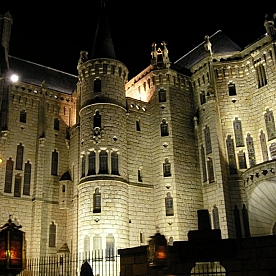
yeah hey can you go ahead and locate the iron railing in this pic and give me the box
[19,250,120,276]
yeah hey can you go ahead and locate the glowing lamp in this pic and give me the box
[147,231,168,267]
[0,216,26,275]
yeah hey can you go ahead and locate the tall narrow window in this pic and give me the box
[111,152,119,175]
[20,110,26,123]
[16,143,24,170]
[49,222,56,247]
[106,234,115,260]
[23,161,31,195]
[138,168,143,182]
[14,174,22,197]
[81,155,86,177]
[54,118,60,130]
[94,110,101,128]
[163,158,171,177]
[226,135,237,174]
[160,119,169,136]
[260,130,269,162]
[84,236,90,254]
[88,152,96,175]
[93,235,102,258]
[94,78,101,93]
[246,133,256,167]
[165,192,174,216]
[269,142,276,159]
[264,108,276,141]
[95,64,100,74]
[212,205,220,229]
[51,149,58,176]
[93,188,101,213]
[99,150,108,174]
[238,151,247,169]
[136,119,141,131]
[201,145,207,182]
[204,125,212,154]
[207,157,214,183]
[159,89,166,102]
[4,157,13,193]
[103,64,108,74]
[233,205,242,238]
[254,59,267,88]
[200,91,206,105]
[233,117,244,147]
[228,81,236,96]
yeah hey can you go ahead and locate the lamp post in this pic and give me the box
[0,215,26,276]
[147,230,168,268]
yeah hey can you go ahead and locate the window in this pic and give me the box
[99,150,108,174]
[14,174,21,197]
[103,64,107,74]
[204,125,212,154]
[226,135,237,174]
[106,234,115,260]
[159,89,166,102]
[95,64,100,74]
[118,67,122,77]
[269,142,276,159]
[23,161,31,195]
[201,145,207,182]
[264,108,276,140]
[51,149,58,176]
[200,91,206,105]
[84,236,90,253]
[260,130,269,162]
[212,206,220,229]
[4,157,14,193]
[94,110,101,128]
[111,65,115,75]
[54,118,60,130]
[20,110,26,123]
[93,188,101,213]
[160,119,169,136]
[165,192,174,216]
[49,222,56,247]
[136,119,140,131]
[93,234,102,258]
[163,158,171,177]
[233,117,244,147]
[254,59,267,88]
[111,152,119,175]
[94,78,101,93]
[246,133,256,167]
[81,155,86,177]
[191,262,226,275]
[16,143,24,170]
[238,151,247,169]
[228,81,236,96]
[138,168,143,182]
[88,152,96,175]
[207,157,214,183]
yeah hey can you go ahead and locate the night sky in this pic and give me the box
[1,2,275,79]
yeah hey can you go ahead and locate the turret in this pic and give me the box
[264,13,276,38]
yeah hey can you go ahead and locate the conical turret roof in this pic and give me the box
[91,1,116,59]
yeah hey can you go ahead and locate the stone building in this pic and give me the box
[1,2,276,267]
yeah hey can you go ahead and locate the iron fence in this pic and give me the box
[18,250,120,276]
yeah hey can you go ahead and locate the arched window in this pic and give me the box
[94,78,101,93]
[111,152,119,175]
[106,234,115,260]
[201,145,207,182]
[23,161,31,195]
[207,157,214,183]
[54,118,60,130]
[233,117,244,147]
[204,125,212,154]
[16,143,24,170]
[81,155,86,177]
[160,119,169,136]
[212,205,220,229]
[264,108,276,141]
[246,133,256,167]
[84,235,90,253]
[163,158,171,177]
[94,110,101,128]
[260,130,268,162]
[14,173,22,197]
[99,150,108,174]
[49,222,56,247]
[51,149,58,176]
[88,151,96,175]
[20,110,26,123]
[165,192,174,216]
[228,81,236,96]
[93,188,101,213]
[4,157,14,193]
[226,135,237,174]
[93,234,102,257]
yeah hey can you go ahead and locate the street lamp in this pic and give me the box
[147,230,168,268]
[0,215,26,276]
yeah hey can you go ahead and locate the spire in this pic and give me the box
[91,1,116,59]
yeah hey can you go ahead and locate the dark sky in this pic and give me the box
[1,2,275,79]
